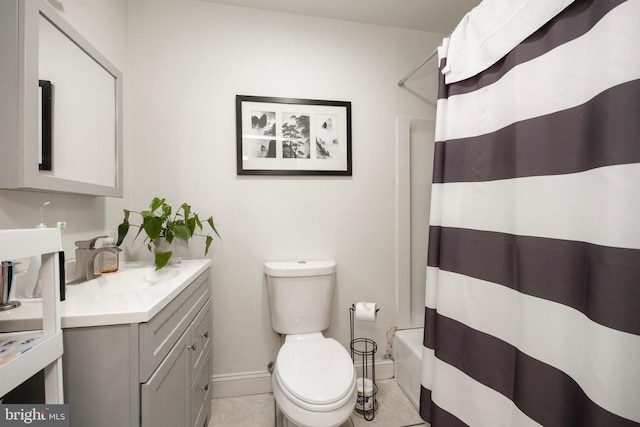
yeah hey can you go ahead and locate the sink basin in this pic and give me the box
[67,266,181,294]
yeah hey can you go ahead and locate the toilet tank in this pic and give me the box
[264,260,336,335]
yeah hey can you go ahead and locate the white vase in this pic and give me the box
[153,237,186,265]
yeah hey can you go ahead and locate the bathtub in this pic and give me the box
[394,328,424,411]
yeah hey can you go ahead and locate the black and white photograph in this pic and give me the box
[282,112,310,159]
[315,113,339,159]
[249,110,276,158]
[236,95,351,175]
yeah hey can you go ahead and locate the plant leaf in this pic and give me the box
[116,222,129,246]
[206,216,221,238]
[143,216,163,239]
[154,250,172,270]
[187,216,197,235]
[161,203,171,219]
[181,203,191,220]
[134,226,145,242]
[116,210,132,246]
[194,214,203,230]
[150,197,164,211]
[173,223,190,241]
[205,235,213,255]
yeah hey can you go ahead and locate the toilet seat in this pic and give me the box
[275,333,355,411]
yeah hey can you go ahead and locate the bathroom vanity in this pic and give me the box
[0,259,212,427]
[62,261,212,427]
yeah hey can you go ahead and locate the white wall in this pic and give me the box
[126,0,441,380]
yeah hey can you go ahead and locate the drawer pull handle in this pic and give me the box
[201,332,209,338]
[201,384,209,392]
[188,343,197,351]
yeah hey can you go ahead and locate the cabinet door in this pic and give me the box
[141,331,190,427]
[39,12,119,189]
[0,0,123,197]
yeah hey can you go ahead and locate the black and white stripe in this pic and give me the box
[421,1,640,426]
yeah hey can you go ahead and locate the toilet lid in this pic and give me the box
[276,335,355,406]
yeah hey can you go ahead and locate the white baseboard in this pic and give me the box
[354,358,394,381]
[211,370,272,399]
[211,359,394,399]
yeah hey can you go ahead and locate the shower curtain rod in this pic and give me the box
[397,47,438,87]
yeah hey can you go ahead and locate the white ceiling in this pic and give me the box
[198,0,481,34]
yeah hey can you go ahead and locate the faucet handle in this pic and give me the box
[75,235,108,249]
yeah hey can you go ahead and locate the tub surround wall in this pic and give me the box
[396,118,436,329]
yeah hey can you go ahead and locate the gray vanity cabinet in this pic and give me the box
[62,270,212,427]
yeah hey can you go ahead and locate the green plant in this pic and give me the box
[116,197,220,270]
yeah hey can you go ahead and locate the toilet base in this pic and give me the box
[275,403,298,427]
[275,400,354,427]
[272,375,356,427]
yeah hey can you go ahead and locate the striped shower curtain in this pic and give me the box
[420,1,640,426]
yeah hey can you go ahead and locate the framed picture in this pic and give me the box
[236,95,352,176]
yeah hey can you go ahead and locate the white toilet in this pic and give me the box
[265,260,357,427]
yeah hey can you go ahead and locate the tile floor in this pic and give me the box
[209,379,428,427]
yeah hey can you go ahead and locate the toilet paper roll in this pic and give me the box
[355,302,378,322]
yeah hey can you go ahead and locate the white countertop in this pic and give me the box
[0,259,211,330]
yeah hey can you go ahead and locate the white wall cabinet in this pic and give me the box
[62,270,212,427]
[0,0,123,197]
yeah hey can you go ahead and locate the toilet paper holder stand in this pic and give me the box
[349,304,379,420]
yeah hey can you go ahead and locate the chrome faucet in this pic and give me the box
[72,236,122,284]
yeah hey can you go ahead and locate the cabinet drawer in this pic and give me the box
[191,353,211,427]
[139,271,210,382]
[189,302,211,385]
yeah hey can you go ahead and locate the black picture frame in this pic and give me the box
[236,95,352,176]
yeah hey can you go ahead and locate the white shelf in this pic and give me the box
[0,228,62,261]
[0,228,63,402]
